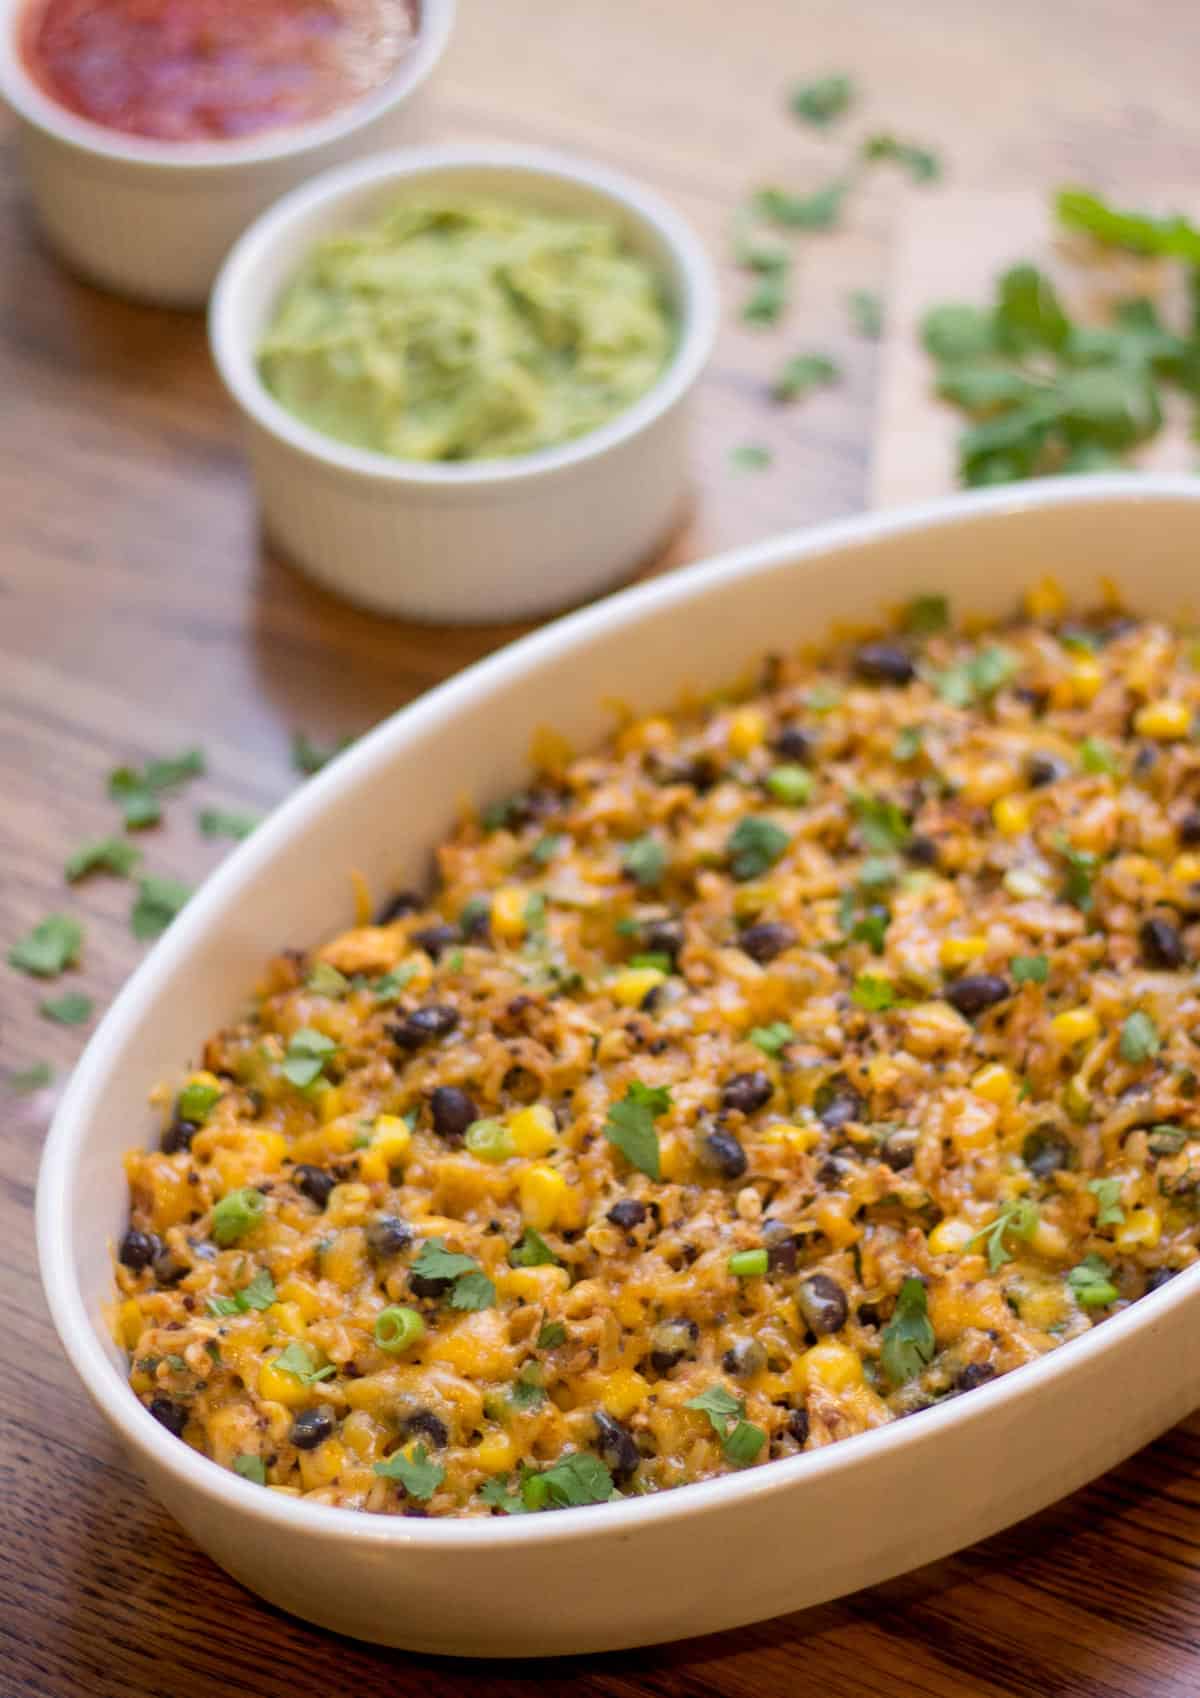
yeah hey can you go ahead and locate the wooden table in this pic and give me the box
[7,1,1200,1690]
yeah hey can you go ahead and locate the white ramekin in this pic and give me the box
[0,0,455,307]
[36,476,1200,1656]
[208,143,719,624]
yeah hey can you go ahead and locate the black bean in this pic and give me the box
[648,1317,698,1374]
[411,923,459,960]
[854,642,915,685]
[1133,745,1158,778]
[291,1406,335,1450]
[659,754,721,792]
[795,1273,848,1335]
[293,1164,335,1209]
[1141,914,1187,970]
[1022,1128,1071,1177]
[118,1229,162,1271]
[700,1129,748,1180]
[401,1409,449,1449]
[721,1070,773,1116]
[148,1397,188,1438]
[1180,810,1200,847]
[643,918,685,961]
[722,1338,766,1378]
[392,1005,460,1049]
[817,1152,856,1186]
[594,1410,640,1483]
[365,1215,413,1259]
[430,1085,476,1141]
[945,974,1011,1017]
[152,1252,188,1287]
[880,1128,918,1171]
[1027,753,1067,789]
[738,921,797,964]
[161,1118,199,1155]
[409,1271,452,1300]
[762,1218,799,1274]
[857,1302,883,1327]
[785,1407,810,1445]
[773,724,813,763]
[814,1074,864,1131]
[905,834,940,868]
[376,890,423,924]
[607,1198,647,1229]
[460,903,491,942]
[955,1362,996,1394]
[1145,1268,1177,1294]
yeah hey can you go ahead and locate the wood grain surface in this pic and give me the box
[6,0,1200,1691]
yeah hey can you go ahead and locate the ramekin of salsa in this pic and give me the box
[0,0,455,304]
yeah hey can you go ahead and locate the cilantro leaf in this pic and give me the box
[1079,737,1119,775]
[65,837,142,882]
[39,991,93,1025]
[1067,1252,1119,1308]
[880,1277,936,1386]
[131,877,192,940]
[787,73,853,126]
[723,1420,767,1466]
[851,792,910,852]
[8,1061,53,1094]
[1056,188,1200,264]
[750,1022,794,1055]
[742,273,789,326]
[921,305,999,364]
[726,815,790,880]
[233,1454,266,1485]
[772,353,840,402]
[281,1027,338,1089]
[1088,1177,1125,1228]
[510,1229,559,1268]
[848,289,883,339]
[963,1200,1038,1271]
[306,962,349,998]
[753,180,847,231]
[622,834,666,888]
[862,134,941,183]
[272,1341,335,1384]
[902,593,950,636]
[374,963,418,1002]
[8,914,83,978]
[685,1384,744,1435]
[198,807,260,842]
[530,1452,615,1509]
[1119,1010,1160,1064]
[1011,954,1049,985]
[730,442,772,472]
[206,1266,277,1318]
[449,1269,497,1311]
[537,1321,567,1349]
[480,1475,526,1514]
[411,1238,478,1283]
[108,749,205,829]
[997,264,1069,351]
[851,974,895,1012]
[1059,840,1099,911]
[932,646,1018,707]
[291,732,354,776]
[604,1080,671,1180]
[374,1442,445,1501]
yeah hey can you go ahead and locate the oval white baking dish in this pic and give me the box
[37,475,1200,1657]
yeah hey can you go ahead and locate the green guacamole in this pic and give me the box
[257,197,676,462]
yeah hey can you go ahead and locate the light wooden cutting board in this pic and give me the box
[871,190,1199,508]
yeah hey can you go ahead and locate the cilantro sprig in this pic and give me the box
[685,1384,766,1466]
[374,1442,444,1501]
[962,1199,1038,1271]
[604,1080,671,1181]
[411,1238,496,1310]
[880,1277,936,1386]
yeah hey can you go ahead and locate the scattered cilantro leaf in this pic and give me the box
[964,1200,1038,1271]
[272,1341,335,1384]
[726,815,790,880]
[8,914,83,978]
[753,180,848,231]
[723,1420,767,1466]
[198,807,260,841]
[537,1321,567,1349]
[750,1021,794,1055]
[730,442,772,472]
[39,991,93,1025]
[1011,954,1049,985]
[787,73,853,126]
[622,834,666,888]
[1079,737,1119,775]
[880,1277,936,1385]
[411,1238,478,1283]
[892,725,924,762]
[291,732,353,776]
[862,134,941,183]
[530,834,565,867]
[131,876,192,940]
[1057,188,1200,264]
[933,646,1018,707]
[1119,1010,1160,1065]
[8,1061,53,1094]
[604,1080,671,1181]
[281,1027,338,1089]
[742,273,789,326]
[772,352,840,402]
[449,1269,497,1311]
[306,962,349,998]
[685,1384,744,1435]
[374,1442,445,1500]
[65,837,142,882]
[848,289,883,339]
[233,1455,266,1485]
[531,1452,615,1509]
[851,974,895,1012]
[108,749,205,829]
[479,1475,526,1514]
[1058,840,1099,912]
[206,1266,277,1317]
[851,791,910,852]
[510,1228,559,1268]
[1067,1252,1119,1308]
[374,963,418,1001]
[628,951,672,974]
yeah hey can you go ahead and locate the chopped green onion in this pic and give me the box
[211,1186,266,1247]
[465,1119,515,1163]
[374,1306,426,1354]
[728,1249,768,1278]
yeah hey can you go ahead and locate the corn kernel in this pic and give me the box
[939,935,988,969]
[927,1217,976,1255]
[1025,576,1066,621]
[601,1368,650,1419]
[297,1440,347,1490]
[1171,853,1200,885]
[961,760,1018,806]
[510,1104,557,1159]
[615,1288,645,1330]
[728,705,768,757]
[611,966,666,1007]
[971,1062,1016,1106]
[1135,698,1192,741]
[119,1298,143,1350]
[373,1114,413,1166]
[519,1164,567,1231]
[475,1431,516,1473]
[503,1263,570,1303]
[276,1276,323,1323]
[801,1341,863,1393]
[1052,1007,1099,1047]
[760,1123,820,1153]
[1030,1218,1071,1260]
[259,1357,312,1408]
[267,1300,306,1338]
[187,1068,222,1093]
[1116,1207,1161,1252]
[491,885,528,943]
[356,1146,388,1185]
[1068,656,1104,705]
[992,795,1031,837]
[318,1084,345,1125]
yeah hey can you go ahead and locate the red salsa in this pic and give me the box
[21,0,418,142]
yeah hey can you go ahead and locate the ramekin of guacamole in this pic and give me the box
[256,197,676,462]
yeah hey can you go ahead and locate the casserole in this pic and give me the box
[38,475,1200,1655]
